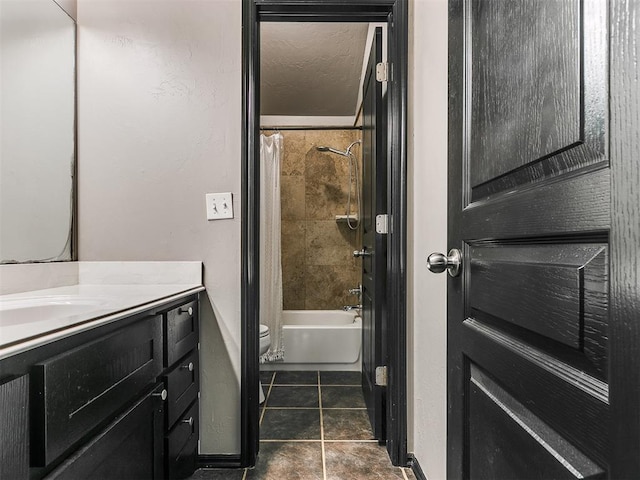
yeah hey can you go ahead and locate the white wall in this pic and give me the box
[77,0,242,453]
[77,0,450,469]
[408,0,448,478]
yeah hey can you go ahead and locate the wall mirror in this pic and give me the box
[0,0,76,263]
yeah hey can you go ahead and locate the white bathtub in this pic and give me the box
[263,310,362,371]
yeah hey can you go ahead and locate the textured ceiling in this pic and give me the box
[260,22,369,117]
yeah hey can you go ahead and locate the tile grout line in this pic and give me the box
[269,383,360,387]
[318,371,327,480]
[263,407,365,410]
[270,384,319,387]
[263,406,321,410]
[259,371,275,425]
[261,439,323,443]
[318,407,367,410]
[323,439,379,443]
[259,439,379,443]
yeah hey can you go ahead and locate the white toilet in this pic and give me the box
[259,324,271,403]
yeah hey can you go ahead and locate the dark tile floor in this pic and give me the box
[190,371,416,480]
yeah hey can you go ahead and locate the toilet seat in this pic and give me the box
[258,324,271,404]
[259,324,270,338]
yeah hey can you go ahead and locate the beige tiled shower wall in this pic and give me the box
[264,129,363,310]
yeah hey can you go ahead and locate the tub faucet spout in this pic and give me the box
[343,305,362,312]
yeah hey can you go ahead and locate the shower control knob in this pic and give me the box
[353,249,371,258]
[427,249,462,277]
[349,285,362,296]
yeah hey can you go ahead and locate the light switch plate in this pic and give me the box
[206,192,234,220]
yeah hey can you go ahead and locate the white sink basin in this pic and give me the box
[0,295,109,308]
[0,296,111,327]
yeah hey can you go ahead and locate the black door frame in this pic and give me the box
[241,0,408,468]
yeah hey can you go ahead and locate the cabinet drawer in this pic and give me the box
[166,400,198,480]
[0,375,29,480]
[164,349,199,429]
[46,383,165,480]
[164,300,198,367]
[31,316,162,466]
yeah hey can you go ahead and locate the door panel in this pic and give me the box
[448,0,616,477]
[468,0,607,201]
[361,26,386,442]
[469,365,605,480]
[469,244,608,377]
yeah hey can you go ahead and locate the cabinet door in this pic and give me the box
[166,400,199,480]
[164,349,199,428]
[164,300,198,367]
[0,375,29,480]
[46,383,165,480]
[32,315,162,466]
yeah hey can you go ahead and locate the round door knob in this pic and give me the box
[182,417,194,427]
[427,249,462,277]
[179,306,193,316]
[181,362,194,372]
[152,389,168,401]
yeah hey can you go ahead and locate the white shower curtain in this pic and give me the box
[259,133,284,362]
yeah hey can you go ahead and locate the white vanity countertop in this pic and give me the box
[0,262,204,360]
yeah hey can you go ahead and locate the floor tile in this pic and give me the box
[403,467,418,479]
[188,468,245,479]
[273,370,318,385]
[260,371,275,385]
[320,371,361,385]
[321,386,366,408]
[323,409,374,441]
[260,409,321,440]
[245,442,323,480]
[267,386,319,408]
[324,443,406,480]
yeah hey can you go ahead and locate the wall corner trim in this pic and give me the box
[408,453,428,480]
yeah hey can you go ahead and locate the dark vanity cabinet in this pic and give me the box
[0,293,200,480]
[0,375,29,479]
[45,383,166,480]
[161,300,200,479]
[31,316,163,467]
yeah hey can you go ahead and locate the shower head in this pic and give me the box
[316,140,361,158]
[316,145,349,157]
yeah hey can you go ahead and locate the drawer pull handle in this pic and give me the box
[182,417,194,427]
[152,389,168,401]
[181,362,195,372]
[178,307,193,316]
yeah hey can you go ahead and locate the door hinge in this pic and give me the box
[376,214,388,234]
[375,366,388,386]
[376,62,388,82]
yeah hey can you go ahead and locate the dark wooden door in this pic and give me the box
[361,26,387,442]
[447,0,639,478]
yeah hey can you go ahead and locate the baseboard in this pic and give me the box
[197,454,242,469]
[407,453,427,480]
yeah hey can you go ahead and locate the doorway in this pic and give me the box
[241,0,408,469]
